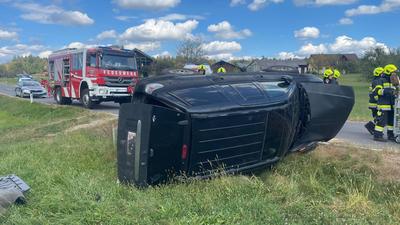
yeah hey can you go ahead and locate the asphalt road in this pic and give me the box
[0,83,398,150]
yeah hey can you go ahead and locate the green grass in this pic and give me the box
[339,73,370,121]
[0,95,399,224]
[0,77,17,85]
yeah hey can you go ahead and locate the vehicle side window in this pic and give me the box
[87,53,97,67]
[72,53,83,70]
[49,61,55,79]
[258,81,290,98]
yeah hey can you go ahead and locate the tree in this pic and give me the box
[0,55,47,77]
[359,47,400,80]
[176,38,205,65]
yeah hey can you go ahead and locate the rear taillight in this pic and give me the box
[181,144,188,160]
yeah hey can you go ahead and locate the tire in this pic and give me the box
[15,89,19,97]
[54,87,71,105]
[396,136,400,144]
[80,88,94,109]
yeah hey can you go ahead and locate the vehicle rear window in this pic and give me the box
[172,86,229,106]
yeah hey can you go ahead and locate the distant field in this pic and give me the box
[0,95,399,224]
[339,73,370,121]
[0,77,17,85]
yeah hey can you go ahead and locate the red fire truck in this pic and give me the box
[48,46,138,108]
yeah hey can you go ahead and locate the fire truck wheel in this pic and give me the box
[80,88,94,109]
[55,87,71,105]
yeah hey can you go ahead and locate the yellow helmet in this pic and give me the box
[373,67,384,77]
[324,69,333,77]
[383,64,398,75]
[333,69,341,78]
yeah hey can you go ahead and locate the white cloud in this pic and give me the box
[13,3,94,26]
[123,42,161,52]
[0,29,18,40]
[277,51,302,59]
[113,0,180,10]
[119,19,199,41]
[298,43,328,55]
[153,51,172,58]
[294,0,357,6]
[207,21,252,39]
[230,0,246,6]
[339,18,353,25]
[66,42,98,49]
[329,35,389,54]
[201,41,242,55]
[294,27,320,39]
[345,0,400,17]
[115,16,137,21]
[158,13,205,21]
[248,0,283,11]
[289,35,389,57]
[38,50,52,58]
[96,30,117,40]
[0,44,47,62]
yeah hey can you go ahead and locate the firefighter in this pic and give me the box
[365,67,384,135]
[217,66,226,74]
[332,69,341,85]
[198,64,206,75]
[323,68,334,84]
[373,64,398,142]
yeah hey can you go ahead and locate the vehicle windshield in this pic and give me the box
[100,54,137,71]
[22,81,40,87]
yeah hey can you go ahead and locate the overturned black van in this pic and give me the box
[117,73,354,187]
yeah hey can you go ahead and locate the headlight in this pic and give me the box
[145,83,164,94]
[23,90,30,93]
[99,89,108,94]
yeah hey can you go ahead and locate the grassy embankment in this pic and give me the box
[0,95,399,224]
[339,73,370,122]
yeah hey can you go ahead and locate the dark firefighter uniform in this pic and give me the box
[365,67,385,135]
[373,64,398,142]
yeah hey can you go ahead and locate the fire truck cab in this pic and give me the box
[48,46,138,108]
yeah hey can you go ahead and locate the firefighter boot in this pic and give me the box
[373,131,387,142]
[364,121,375,135]
[387,130,395,142]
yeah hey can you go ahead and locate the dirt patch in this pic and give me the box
[64,117,117,133]
[314,144,400,182]
[374,152,400,182]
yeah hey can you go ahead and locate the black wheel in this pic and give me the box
[15,89,19,97]
[396,136,400,144]
[54,87,71,105]
[80,88,94,109]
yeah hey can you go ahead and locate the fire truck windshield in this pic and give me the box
[100,54,137,71]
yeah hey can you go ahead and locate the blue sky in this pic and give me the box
[0,0,399,62]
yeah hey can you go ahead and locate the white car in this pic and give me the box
[15,80,47,98]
